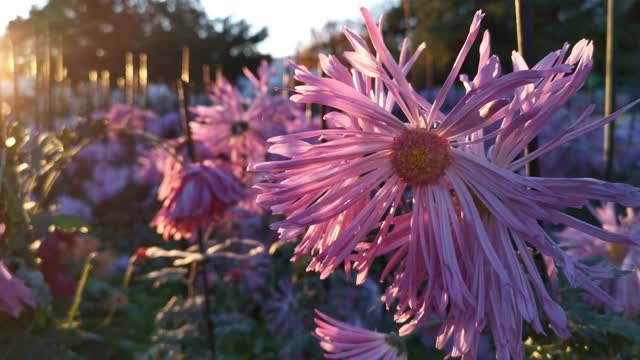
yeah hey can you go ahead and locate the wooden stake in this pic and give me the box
[125,52,134,105]
[202,64,211,93]
[603,0,616,180]
[515,0,539,177]
[181,47,190,83]
[101,70,110,108]
[8,39,19,122]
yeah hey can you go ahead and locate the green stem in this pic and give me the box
[65,252,96,327]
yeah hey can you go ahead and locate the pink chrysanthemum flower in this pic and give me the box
[314,310,407,360]
[0,261,36,318]
[150,159,245,240]
[558,203,640,315]
[190,62,293,176]
[251,7,640,359]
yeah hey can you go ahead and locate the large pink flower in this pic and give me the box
[150,159,245,240]
[251,7,640,359]
[314,310,407,360]
[0,261,36,317]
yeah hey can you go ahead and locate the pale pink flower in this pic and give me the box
[616,247,640,315]
[0,261,36,317]
[314,310,407,360]
[558,203,640,315]
[150,159,245,240]
[191,63,292,176]
[251,7,640,359]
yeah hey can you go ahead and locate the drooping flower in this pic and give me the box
[250,7,640,359]
[150,159,245,240]
[314,310,407,360]
[0,261,36,318]
[37,229,78,298]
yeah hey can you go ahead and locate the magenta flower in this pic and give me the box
[251,7,640,358]
[150,159,245,240]
[190,62,293,176]
[38,230,77,298]
[0,261,36,318]
[314,310,407,360]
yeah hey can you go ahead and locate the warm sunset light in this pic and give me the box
[0,1,639,359]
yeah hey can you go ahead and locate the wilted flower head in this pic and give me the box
[0,261,36,318]
[314,310,407,360]
[37,229,77,298]
[151,159,245,240]
[251,7,640,359]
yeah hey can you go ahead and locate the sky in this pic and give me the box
[0,0,398,57]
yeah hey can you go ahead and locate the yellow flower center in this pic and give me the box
[391,128,451,186]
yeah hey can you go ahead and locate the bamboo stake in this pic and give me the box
[125,52,134,105]
[45,26,53,129]
[181,47,190,83]
[202,64,211,94]
[603,0,616,180]
[403,0,415,83]
[88,70,98,113]
[515,0,539,177]
[8,39,19,122]
[101,70,110,109]
[139,53,148,108]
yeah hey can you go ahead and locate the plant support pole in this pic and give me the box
[178,80,216,359]
[515,0,539,178]
[603,0,616,180]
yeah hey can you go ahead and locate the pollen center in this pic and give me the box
[391,128,451,186]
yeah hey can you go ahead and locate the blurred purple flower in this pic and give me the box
[557,203,640,314]
[82,164,132,205]
[0,261,36,318]
[55,195,93,220]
